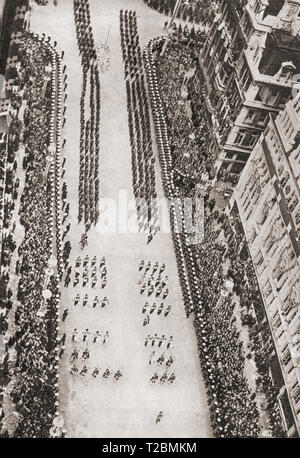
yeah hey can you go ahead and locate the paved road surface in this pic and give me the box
[30,0,212,438]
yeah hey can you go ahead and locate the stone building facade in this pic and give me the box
[232,91,300,435]
[198,0,300,183]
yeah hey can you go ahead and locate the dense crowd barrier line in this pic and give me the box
[144,40,195,316]
[0,23,69,436]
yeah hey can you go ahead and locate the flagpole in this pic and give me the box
[105,25,111,48]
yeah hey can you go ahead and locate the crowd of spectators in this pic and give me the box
[155,26,213,195]
[0,0,289,439]
[192,205,286,437]
[144,29,286,437]
[143,0,219,25]
[0,12,67,435]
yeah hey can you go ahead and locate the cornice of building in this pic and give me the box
[243,49,300,88]
[245,3,275,32]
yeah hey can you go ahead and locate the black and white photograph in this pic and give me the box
[0,0,299,444]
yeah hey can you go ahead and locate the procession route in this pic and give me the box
[30,0,212,438]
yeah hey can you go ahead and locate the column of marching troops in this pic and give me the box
[120,10,160,244]
[73,0,100,232]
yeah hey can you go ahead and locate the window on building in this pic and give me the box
[295,211,300,226]
[288,124,294,138]
[282,347,292,367]
[287,308,297,325]
[272,312,281,332]
[255,87,263,102]
[277,90,290,106]
[283,301,292,316]
[289,198,297,213]
[234,129,258,148]
[254,249,264,266]
[266,235,274,252]
[231,161,245,174]
[244,132,258,147]
[245,109,256,123]
[242,16,252,39]
[269,87,279,104]
[257,111,268,126]
[237,57,246,76]
[254,1,261,14]
[225,151,235,159]
[239,61,251,90]
[281,171,290,187]
[254,45,260,61]
[235,131,245,145]
[292,382,300,406]
[295,101,300,114]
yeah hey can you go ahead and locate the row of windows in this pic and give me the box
[255,86,289,106]
[267,130,282,157]
[234,129,259,148]
[292,382,300,407]
[245,109,268,127]
[292,98,300,114]
[282,344,292,369]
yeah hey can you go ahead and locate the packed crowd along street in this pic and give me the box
[0,0,300,439]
